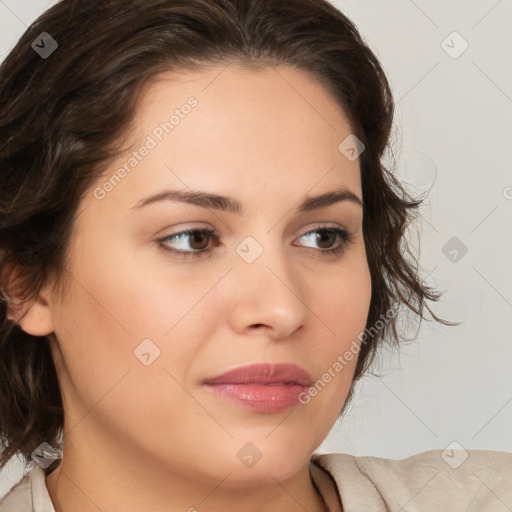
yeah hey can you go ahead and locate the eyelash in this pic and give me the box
[156,225,354,259]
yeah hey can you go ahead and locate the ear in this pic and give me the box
[2,260,55,337]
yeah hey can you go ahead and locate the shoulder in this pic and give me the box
[0,472,32,512]
[0,463,55,512]
[312,448,512,511]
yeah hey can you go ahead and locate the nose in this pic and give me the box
[226,238,309,340]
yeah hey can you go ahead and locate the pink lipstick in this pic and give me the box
[202,363,313,413]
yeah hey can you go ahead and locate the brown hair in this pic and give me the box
[0,0,455,470]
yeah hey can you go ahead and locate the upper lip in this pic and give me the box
[203,363,314,386]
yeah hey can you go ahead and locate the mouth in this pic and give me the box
[202,363,313,413]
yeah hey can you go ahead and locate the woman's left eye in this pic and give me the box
[156,226,353,259]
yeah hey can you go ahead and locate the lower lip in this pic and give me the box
[203,383,309,413]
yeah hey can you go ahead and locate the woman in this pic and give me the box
[0,0,510,510]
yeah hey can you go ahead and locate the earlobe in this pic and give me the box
[2,261,55,337]
[10,295,55,337]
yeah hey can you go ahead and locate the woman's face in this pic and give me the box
[35,63,371,490]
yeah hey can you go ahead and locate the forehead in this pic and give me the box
[88,62,363,215]
[131,62,356,152]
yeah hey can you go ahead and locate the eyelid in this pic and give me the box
[156,222,353,258]
[158,221,348,238]
[157,222,346,242]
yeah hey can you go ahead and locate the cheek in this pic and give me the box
[316,254,372,343]
[49,264,202,442]
[52,244,222,404]
[66,232,206,339]
[306,252,371,400]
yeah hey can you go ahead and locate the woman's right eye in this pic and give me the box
[157,228,220,259]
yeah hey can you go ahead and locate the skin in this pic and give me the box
[12,63,371,512]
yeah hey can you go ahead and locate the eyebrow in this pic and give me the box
[131,185,363,214]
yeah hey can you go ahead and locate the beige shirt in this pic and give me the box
[1,448,511,511]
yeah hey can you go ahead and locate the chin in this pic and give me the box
[222,456,310,488]
[232,435,315,484]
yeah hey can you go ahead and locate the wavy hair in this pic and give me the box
[0,0,455,470]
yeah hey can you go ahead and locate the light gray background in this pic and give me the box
[1,0,511,498]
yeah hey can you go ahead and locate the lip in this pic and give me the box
[202,363,314,413]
